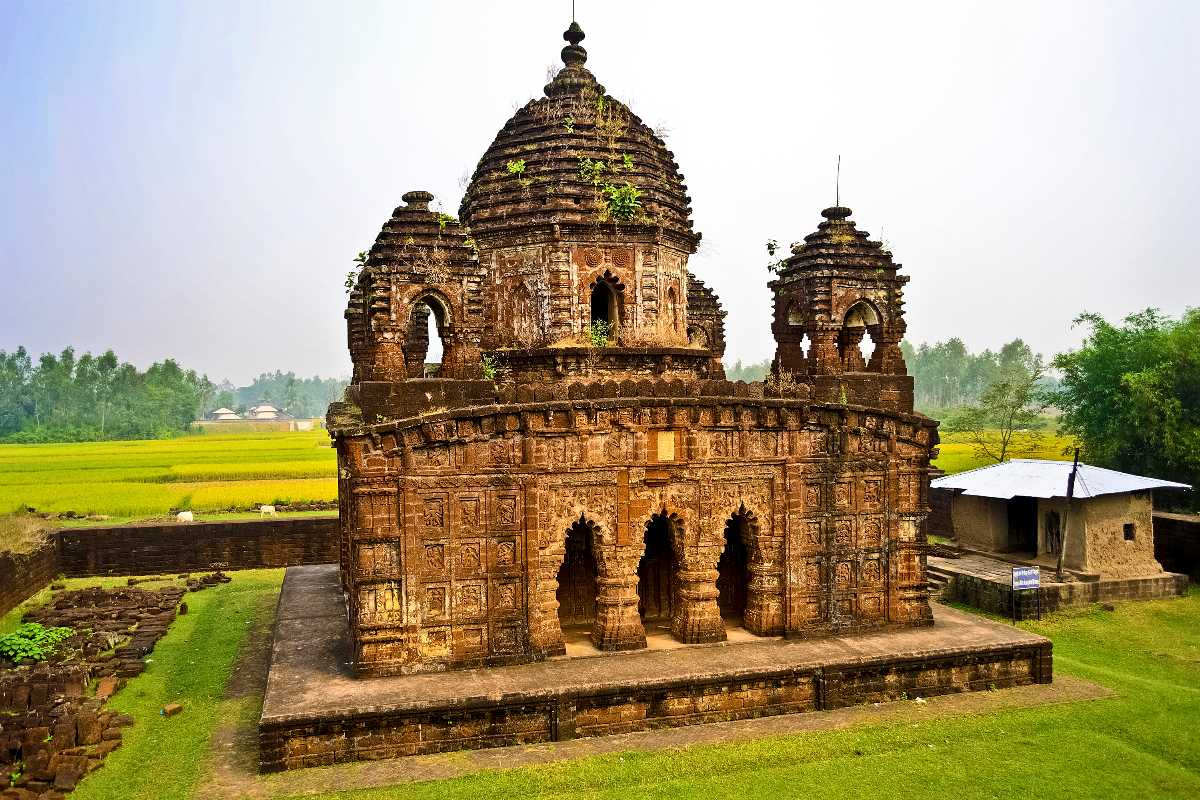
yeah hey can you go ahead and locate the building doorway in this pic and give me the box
[557,518,599,630]
[1044,510,1062,555]
[717,511,751,626]
[638,512,677,627]
[1006,496,1038,554]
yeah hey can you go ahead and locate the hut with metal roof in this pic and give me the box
[932,460,1190,579]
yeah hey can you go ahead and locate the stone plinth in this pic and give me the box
[258,565,1052,772]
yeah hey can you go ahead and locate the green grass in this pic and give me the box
[64,570,285,800]
[291,591,1200,800]
[25,577,1196,799]
[934,430,1077,475]
[0,431,336,519]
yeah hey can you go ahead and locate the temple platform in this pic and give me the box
[258,565,1052,772]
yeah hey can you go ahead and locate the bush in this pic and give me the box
[0,622,74,663]
[589,320,611,347]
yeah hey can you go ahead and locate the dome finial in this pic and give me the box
[562,21,587,66]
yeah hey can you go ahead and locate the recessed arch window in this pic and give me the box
[405,293,450,378]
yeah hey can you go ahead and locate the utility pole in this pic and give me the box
[1057,447,1081,582]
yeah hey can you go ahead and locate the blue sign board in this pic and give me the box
[1012,566,1041,591]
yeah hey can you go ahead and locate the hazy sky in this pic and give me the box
[2,1,1197,385]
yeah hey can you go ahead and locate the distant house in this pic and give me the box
[931,459,1190,580]
[194,402,315,432]
[246,403,294,421]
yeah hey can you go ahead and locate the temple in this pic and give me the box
[256,23,1052,771]
[327,21,939,677]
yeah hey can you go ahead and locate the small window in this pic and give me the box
[1123,523,1136,541]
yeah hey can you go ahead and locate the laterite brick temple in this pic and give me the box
[258,22,1051,770]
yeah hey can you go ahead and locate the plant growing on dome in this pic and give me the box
[506,159,526,176]
[601,182,642,223]
[345,251,368,293]
[765,240,788,273]
[579,157,607,184]
[435,213,455,233]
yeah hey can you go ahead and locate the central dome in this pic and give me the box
[460,23,696,248]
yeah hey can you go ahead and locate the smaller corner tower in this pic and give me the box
[769,206,913,411]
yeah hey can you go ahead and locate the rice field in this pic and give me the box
[0,430,337,519]
[933,430,1077,474]
[0,426,1073,524]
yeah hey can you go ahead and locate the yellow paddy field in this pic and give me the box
[0,430,336,520]
[0,427,1075,525]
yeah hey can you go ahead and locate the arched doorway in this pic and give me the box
[717,510,752,626]
[588,271,623,344]
[638,512,677,629]
[556,518,599,631]
[405,295,449,378]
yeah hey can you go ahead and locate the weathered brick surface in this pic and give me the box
[55,517,338,577]
[258,566,1050,771]
[0,540,59,618]
[259,638,1049,772]
[329,22,942,679]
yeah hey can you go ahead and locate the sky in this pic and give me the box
[2,0,1197,385]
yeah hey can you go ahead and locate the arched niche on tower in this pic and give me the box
[587,270,625,343]
[838,299,883,373]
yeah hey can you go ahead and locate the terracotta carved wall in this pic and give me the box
[335,397,936,677]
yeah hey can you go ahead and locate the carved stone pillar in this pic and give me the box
[593,574,645,650]
[871,334,906,375]
[839,327,867,372]
[743,562,785,635]
[671,566,725,643]
[529,553,567,657]
[808,325,842,375]
[370,327,406,382]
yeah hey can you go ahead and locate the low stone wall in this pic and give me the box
[1,519,338,617]
[943,571,1189,619]
[1154,511,1200,581]
[56,517,339,578]
[0,540,60,619]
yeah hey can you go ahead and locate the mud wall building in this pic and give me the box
[932,460,1190,579]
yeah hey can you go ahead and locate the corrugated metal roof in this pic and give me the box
[931,459,1191,500]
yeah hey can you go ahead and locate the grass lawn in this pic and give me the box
[11,574,1194,799]
[287,592,1200,799]
[934,430,1077,475]
[0,430,336,520]
[2,570,287,800]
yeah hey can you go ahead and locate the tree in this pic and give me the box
[943,352,1047,463]
[213,389,237,411]
[0,348,34,435]
[1051,309,1199,503]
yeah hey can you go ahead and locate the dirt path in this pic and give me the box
[196,624,1111,800]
